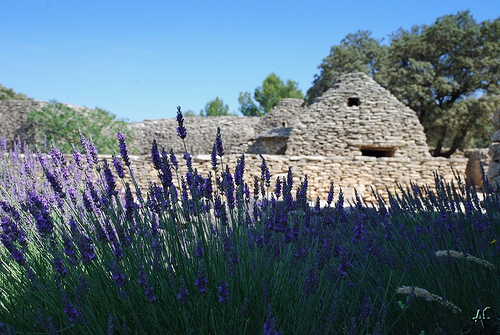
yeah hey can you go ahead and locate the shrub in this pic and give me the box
[27,100,135,154]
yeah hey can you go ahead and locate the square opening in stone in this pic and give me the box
[348,97,360,107]
[360,146,395,157]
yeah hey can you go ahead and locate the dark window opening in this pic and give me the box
[360,147,395,158]
[348,97,360,107]
[282,122,286,127]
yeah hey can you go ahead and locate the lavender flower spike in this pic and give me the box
[176,106,187,139]
[112,154,125,179]
[218,280,229,305]
[215,127,224,157]
[116,131,131,167]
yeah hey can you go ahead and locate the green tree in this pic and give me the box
[307,12,500,156]
[384,11,500,156]
[27,101,135,154]
[0,84,32,100]
[201,97,235,116]
[238,92,262,116]
[183,109,198,117]
[306,31,387,104]
[239,73,303,116]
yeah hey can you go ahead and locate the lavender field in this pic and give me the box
[0,110,499,334]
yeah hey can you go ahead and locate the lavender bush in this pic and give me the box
[0,109,499,334]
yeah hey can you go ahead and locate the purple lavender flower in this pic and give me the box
[37,309,57,334]
[62,292,79,324]
[112,241,123,261]
[176,106,187,139]
[26,266,39,289]
[158,149,173,189]
[102,159,118,197]
[195,240,204,258]
[52,256,67,278]
[88,137,99,166]
[214,127,224,157]
[338,253,351,278]
[79,235,96,266]
[138,267,157,303]
[124,183,136,222]
[49,143,67,168]
[296,175,308,206]
[184,152,192,170]
[274,177,282,198]
[0,137,6,152]
[111,263,126,288]
[63,234,79,266]
[116,131,131,167]
[112,154,125,179]
[263,304,279,335]
[177,279,189,305]
[234,154,245,186]
[314,197,321,214]
[86,181,101,208]
[70,223,96,266]
[223,166,235,209]
[204,176,213,200]
[169,149,179,170]
[79,132,93,167]
[151,139,162,171]
[303,268,320,297]
[327,182,335,207]
[217,280,229,305]
[82,192,93,212]
[27,192,54,237]
[211,143,218,170]
[260,155,271,186]
[72,147,83,170]
[0,233,26,265]
[195,260,207,294]
[144,286,157,303]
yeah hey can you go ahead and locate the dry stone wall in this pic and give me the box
[96,153,468,203]
[129,116,261,156]
[0,100,48,148]
[488,109,500,191]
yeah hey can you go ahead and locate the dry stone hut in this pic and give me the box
[281,72,430,158]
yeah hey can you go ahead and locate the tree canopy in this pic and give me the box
[0,84,32,100]
[239,73,304,116]
[307,11,500,156]
[200,97,235,117]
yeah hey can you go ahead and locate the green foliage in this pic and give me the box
[384,12,500,156]
[183,109,198,117]
[239,73,304,116]
[200,96,236,116]
[0,84,32,100]
[238,92,262,117]
[27,100,134,154]
[307,11,500,156]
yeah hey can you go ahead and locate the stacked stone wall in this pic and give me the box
[0,100,49,149]
[488,110,500,191]
[102,153,467,203]
[128,116,261,156]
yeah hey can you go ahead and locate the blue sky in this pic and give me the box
[1,1,499,122]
